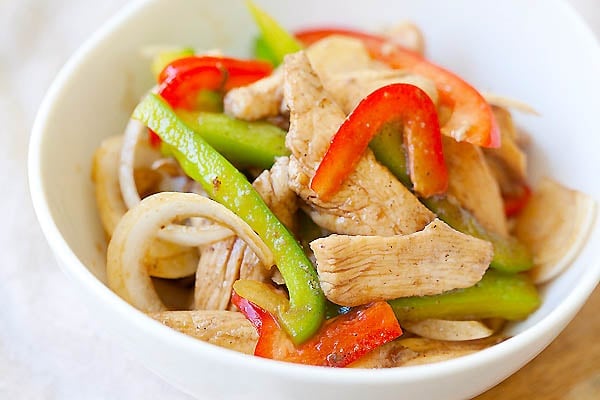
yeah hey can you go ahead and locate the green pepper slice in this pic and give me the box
[133,93,325,344]
[246,0,303,65]
[422,196,533,273]
[177,111,290,169]
[389,270,540,321]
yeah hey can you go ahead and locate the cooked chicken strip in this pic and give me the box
[150,310,258,354]
[483,106,528,194]
[395,337,505,366]
[443,136,508,236]
[284,51,434,236]
[311,219,493,306]
[349,341,420,368]
[350,336,504,368]
[322,69,438,115]
[251,157,298,232]
[401,319,494,341]
[194,237,244,310]
[194,157,298,309]
[225,36,436,123]
[224,68,283,121]
[305,35,387,76]
[305,36,437,113]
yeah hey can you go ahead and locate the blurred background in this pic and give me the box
[0,0,597,399]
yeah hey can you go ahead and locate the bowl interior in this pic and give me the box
[30,0,600,394]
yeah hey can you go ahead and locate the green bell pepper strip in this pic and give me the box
[176,111,289,169]
[133,93,325,344]
[246,0,303,65]
[253,35,278,66]
[422,196,533,273]
[389,269,540,321]
[368,122,411,188]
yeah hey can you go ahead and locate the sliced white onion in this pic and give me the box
[482,92,540,115]
[157,223,234,247]
[107,192,274,312]
[381,21,425,55]
[145,239,199,279]
[119,118,153,208]
[514,178,597,284]
[92,135,128,236]
[118,118,224,250]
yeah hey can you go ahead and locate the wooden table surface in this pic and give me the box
[475,286,600,400]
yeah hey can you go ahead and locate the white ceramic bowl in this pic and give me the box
[29,0,600,399]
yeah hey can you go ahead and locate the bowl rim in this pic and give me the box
[28,0,600,386]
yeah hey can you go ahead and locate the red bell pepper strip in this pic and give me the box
[503,183,531,217]
[232,291,402,367]
[149,56,273,146]
[157,56,273,109]
[311,83,448,200]
[295,28,500,149]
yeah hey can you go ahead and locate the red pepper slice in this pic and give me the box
[232,292,402,367]
[149,56,273,146]
[296,28,500,149]
[503,183,531,217]
[157,56,273,109]
[311,83,448,200]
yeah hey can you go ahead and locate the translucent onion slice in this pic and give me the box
[119,118,157,208]
[157,223,234,247]
[382,21,425,55]
[145,239,199,279]
[107,192,274,312]
[482,92,540,115]
[514,178,597,284]
[118,118,233,249]
[92,135,128,236]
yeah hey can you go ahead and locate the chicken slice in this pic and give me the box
[223,68,283,121]
[348,341,420,368]
[443,136,508,236]
[305,35,387,76]
[483,106,528,195]
[150,310,257,354]
[306,36,437,113]
[396,337,505,366]
[225,36,435,123]
[401,319,494,341]
[194,157,298,309]
[311,219,493,306]
[251,157,298,232]
[284,51,434,236]
[514,177,596,284]
[194,237,244,310]
[321,69,438,115]
[350,336,504,368]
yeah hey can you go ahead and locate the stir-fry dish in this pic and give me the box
[92,2,596,367]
